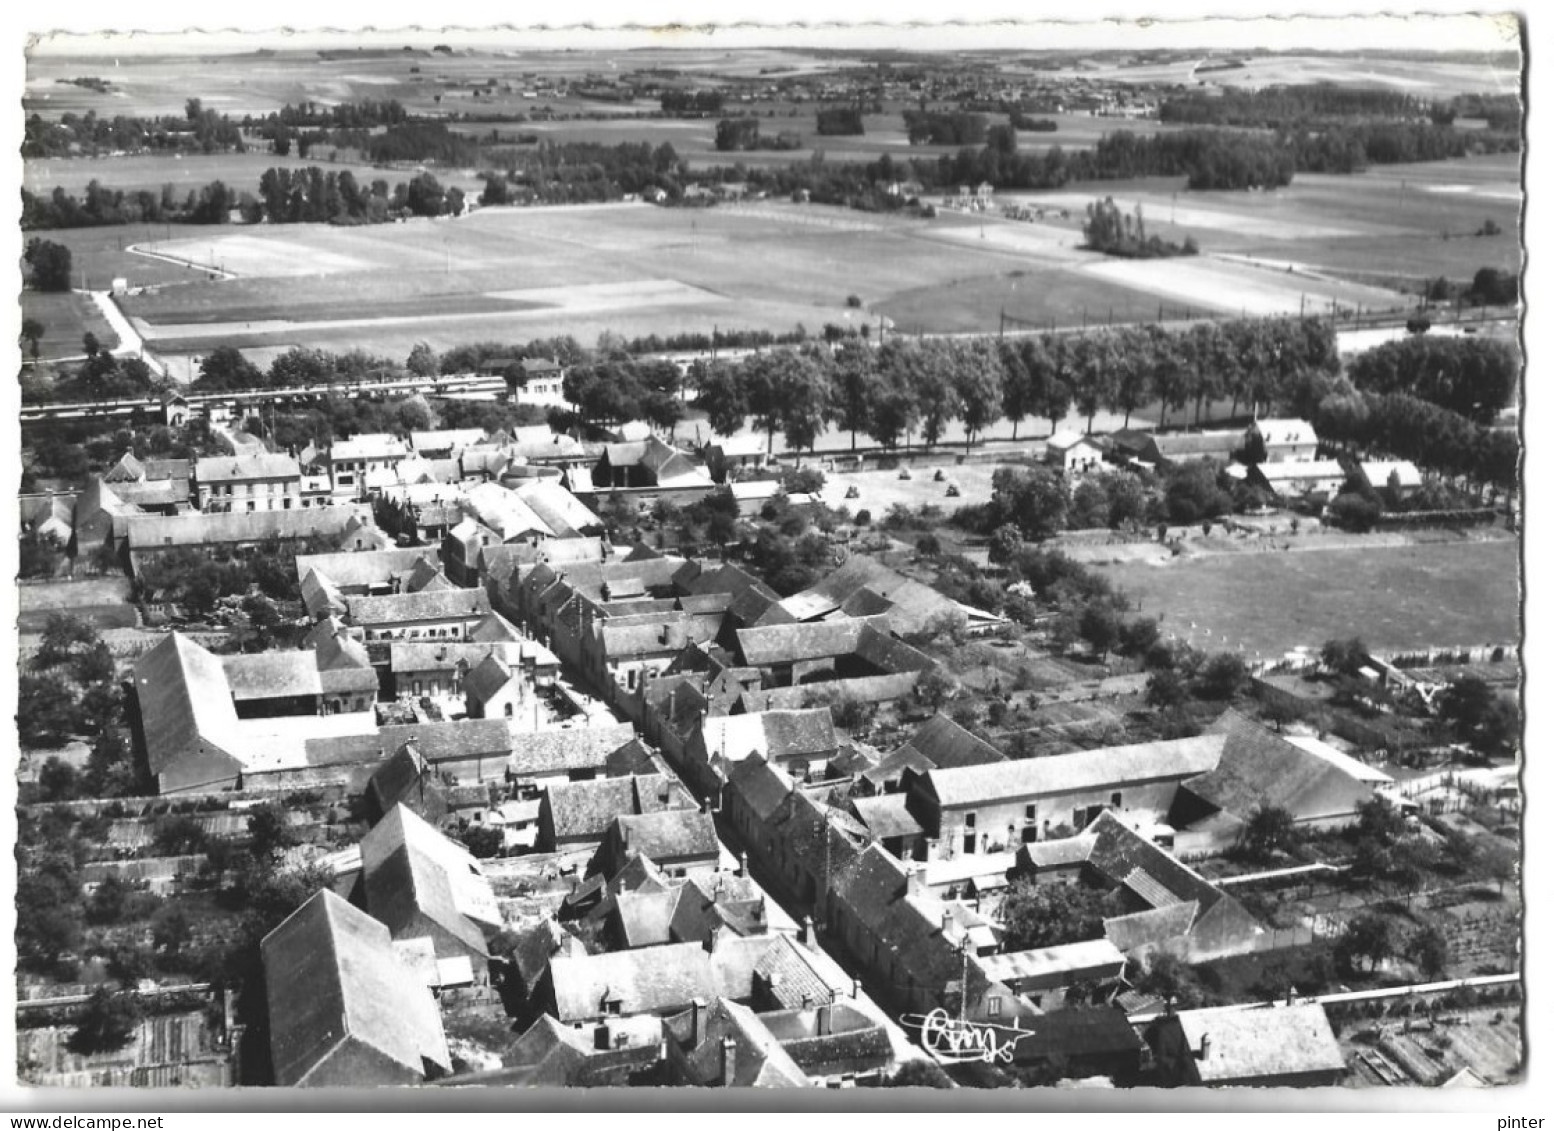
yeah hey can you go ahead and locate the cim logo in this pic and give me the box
[902,1008,1033,1065]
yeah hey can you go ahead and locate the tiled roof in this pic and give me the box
[664,997,811,1088]
[1171,1004,1345,1083]
[546,773,691,842]
[1013,1007,1143,1062]
[725,754,796,824]
[195,452,300,483]
[360,804,501,956]
[1183,709,1375,823]
[613,808,720,864]
[261,890,450,1086]
[898,713,1007,770]
[126,505,365,551]
[751,936,840,1009]
[132,633,243,785]
[345,587,491,627]
[923,735,1226,809]
[389,641,516,674]
[549,942,719,1022]
[612,889,680,948]
[509,723,638,776]
[221,650,322,701]
[733,616,893,667]
[849,793,927,842]
[463,653,514,704]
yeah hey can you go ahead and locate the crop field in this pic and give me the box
[1097,538,1519,658]
[18,291,119,359]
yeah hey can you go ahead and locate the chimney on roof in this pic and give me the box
[704,922,722,954]
[720,1035,737,1087]
[817,1001,833,1037]
[1197,1034,1212,1061]
[905,862,924,899]
[691,997,708,1048]
[798,916,815,949]
[941,907,954,939]
[736,851,747,878]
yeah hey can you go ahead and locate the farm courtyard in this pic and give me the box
[1096,535,1519,659]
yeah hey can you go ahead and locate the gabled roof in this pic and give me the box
[897,713,1007,770]
[1170,1004,1345,1083]
[1252,417,1319,448]
[1014,1007,1143,1063]
[612,889,680,948]
[702,708,838,770]
[462,481,556,541]
[922,735,1226,809]
[262,890,451,1086]
[132,633,244,784]
[733,615,893,667]
[725,754,797,824]
[221,650,323,701]
[331,433,408,461]
[549,942,720,1022]
[469,610,526,643]
[360,804,501,955]
[195,452,301,483]
[464,653,515,704]
[1361,460,1424,490]
[1184,709,1374,824]
[510,479,602,538]
[367,743,440,817]
[612,808,721,864]
[601,436,714,487]
[509,723,639,777]
[125,506,364,551]
[780,555,998,636]
[390,641,516,674]
[664,997,811,1088]
[345,587,491,627]
[849,793,927,842]
[547,773,693,842]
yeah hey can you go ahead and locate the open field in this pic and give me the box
[24,152,489,198]
[19,291,119,359]
[1097,537,1519,657]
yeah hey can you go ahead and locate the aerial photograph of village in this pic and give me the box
[11,10,1525,1098]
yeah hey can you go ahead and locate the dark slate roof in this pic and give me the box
[366,744,438,816]
[261,889,450,1086]
[832,843,910,925]
[463,653,514,704]
[605,738,664,778]
[1012,1008,1144,1064]
[725,754,796,824]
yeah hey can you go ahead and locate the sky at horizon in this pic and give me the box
[26,12,1523,59]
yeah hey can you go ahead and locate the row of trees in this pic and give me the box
[688,315,1341,457]
[1347,335,1519,425]
[24,166,466,231]
[22,101,247,159]
[713,118,804,152]
[481,139,684,206]
[1315,390,1519,490]
[23,180,241,229]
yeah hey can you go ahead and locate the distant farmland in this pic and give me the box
[108,162,1500,362]
[1098,538,1520,658]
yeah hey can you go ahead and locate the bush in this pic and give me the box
[853,509,872,526]
[846,294,862,308]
